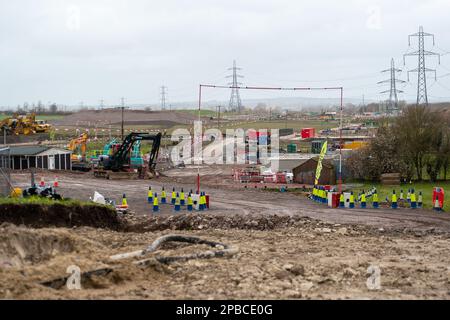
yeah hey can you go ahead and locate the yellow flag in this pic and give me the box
[314,141,328,185]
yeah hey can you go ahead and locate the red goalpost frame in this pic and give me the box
[197,84,344,194]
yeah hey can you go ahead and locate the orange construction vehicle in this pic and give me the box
[67,132,91,171]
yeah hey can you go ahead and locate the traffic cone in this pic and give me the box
[360,191,367,209]
[187,194,193,211]
[433,197,442,212]
[202,192,208,210]
[53,176,59,188]
[152,193,159,212]
[180,188,185,206]
[199,192,205,211]
[391,190,398,209]
[339,193,345,208]
[122,194,128,208]
[372,190,379,209]
[39,177,45,187]
[171,187,176,205]
[147,186,153,203]
[161,187,167,204]
[174,193,181,212]
[349,192,355,209]
[410,189,417,209]
[418,191,423,208]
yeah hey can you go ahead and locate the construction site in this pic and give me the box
[1,1,450,304]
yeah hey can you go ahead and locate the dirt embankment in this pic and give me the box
[53,109,207,127]
[2,217,450,299]
[0,204,123,230]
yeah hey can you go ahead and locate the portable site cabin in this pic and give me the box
[0,146,72,170]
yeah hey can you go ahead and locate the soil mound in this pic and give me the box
[0,224,78,267]
[0,204,122,230]
[126,213,316,232]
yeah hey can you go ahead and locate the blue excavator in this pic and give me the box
[93,132,161,179]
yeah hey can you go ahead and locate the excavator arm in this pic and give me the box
[67,133,89,161]
[103,132,162,172]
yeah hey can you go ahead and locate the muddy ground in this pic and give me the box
[53,109,208,127]
[2,170,450,299]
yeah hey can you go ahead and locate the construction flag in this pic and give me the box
[314,141,328,185]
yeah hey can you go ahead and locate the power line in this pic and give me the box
[116,97,129,141]
[378,58,405,115]
[436,80,450,92]
[226,60,243,113]
[160,86,167,110]
[403,26,441,106]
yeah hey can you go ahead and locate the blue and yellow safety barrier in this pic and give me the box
[339,193,345,208]
[161,187,167,204]
[180,188,185,206]
[410,189,417,209]
[360,191,366,209]
[171,188,176,205]
[391,190,398,209]
[349,192,355,209]
[174,193,181,212]
[187,194,193,211]
[372,190,379,209]
[147,186,153,203]
[153,192,159,212]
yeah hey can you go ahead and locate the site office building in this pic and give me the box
[0,146,72,170]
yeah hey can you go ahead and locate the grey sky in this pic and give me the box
[1,0,450,108]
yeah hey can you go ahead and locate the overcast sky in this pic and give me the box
[1,0,450,108]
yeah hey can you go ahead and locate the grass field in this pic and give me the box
[177,109,218,117]
[345,181,450,211]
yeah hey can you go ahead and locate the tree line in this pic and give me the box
[348,105,450,182]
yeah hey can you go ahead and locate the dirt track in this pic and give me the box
[11,171,450,232]
[2,171,450,299]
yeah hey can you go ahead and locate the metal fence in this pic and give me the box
[0,147,12,196]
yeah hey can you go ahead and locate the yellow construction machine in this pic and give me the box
[67,132,91,171]
[0,113,52,135]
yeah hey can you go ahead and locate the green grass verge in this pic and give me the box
[36,115,65,121]
[177,109,217,117]
[0,196,110,208]
[344,181,450,211]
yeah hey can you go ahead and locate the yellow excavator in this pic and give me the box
[0,113,52,135]
[67,132,91,171]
